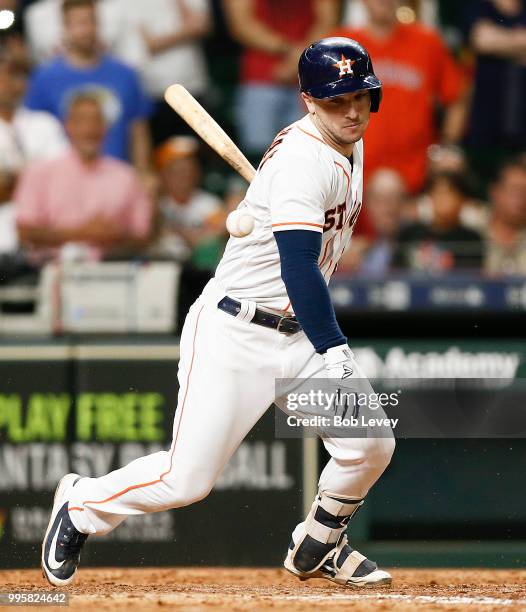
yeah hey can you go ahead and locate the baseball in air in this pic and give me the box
[226,209,255,237]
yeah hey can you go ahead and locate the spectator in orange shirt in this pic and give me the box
[332,0,469,194]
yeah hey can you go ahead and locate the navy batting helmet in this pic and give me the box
[299,37,382,112]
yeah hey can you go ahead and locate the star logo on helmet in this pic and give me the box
[333,54,356,78]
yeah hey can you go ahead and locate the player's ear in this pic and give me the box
[301,92,316,115]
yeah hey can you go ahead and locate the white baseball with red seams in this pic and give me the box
[66,114,394,542]
[226,208,255,238]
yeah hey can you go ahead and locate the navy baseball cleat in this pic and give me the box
[41,473,88,587]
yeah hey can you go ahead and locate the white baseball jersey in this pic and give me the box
[215,114,364,313]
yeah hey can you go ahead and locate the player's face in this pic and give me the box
[303,90,372,154]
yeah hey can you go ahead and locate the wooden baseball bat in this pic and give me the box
[164,84,256,184]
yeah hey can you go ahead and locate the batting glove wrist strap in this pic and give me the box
[323,345,357,379]
[323,344,355,366]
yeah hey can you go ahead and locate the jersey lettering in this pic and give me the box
[335,203,346,230]
[324,202,346,232]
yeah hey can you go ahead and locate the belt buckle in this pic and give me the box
[277,316,294,335]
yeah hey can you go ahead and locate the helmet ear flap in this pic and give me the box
[370,89,382,113]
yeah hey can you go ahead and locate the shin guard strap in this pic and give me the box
[307,520,341,545]
[319,494,364,518]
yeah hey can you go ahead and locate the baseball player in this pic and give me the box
[42,38,395,588]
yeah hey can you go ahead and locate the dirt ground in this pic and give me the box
[2,568,526,611]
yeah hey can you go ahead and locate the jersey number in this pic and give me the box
[324,202,346,232]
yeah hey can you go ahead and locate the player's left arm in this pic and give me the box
[274,229,358,378]
[274,229,346,354]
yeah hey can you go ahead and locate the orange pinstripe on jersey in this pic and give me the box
[334,161,350,198]
[69,304,206,513]
[272,221,324,229]
[319,236,335,270]
[297,126,326,145]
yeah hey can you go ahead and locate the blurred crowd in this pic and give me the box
[0,0,525,293]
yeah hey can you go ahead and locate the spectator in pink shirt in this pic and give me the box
[15,91,153,261]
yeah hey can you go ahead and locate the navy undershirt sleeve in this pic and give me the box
[274,229,347,354]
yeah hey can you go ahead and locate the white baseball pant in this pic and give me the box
[68,279,395,535]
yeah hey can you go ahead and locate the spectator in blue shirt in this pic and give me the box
[24,0,152,173]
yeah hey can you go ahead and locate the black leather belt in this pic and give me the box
[217,296,302,335]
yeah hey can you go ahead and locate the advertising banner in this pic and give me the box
[0,344,305,568]
[2,339,525,566]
